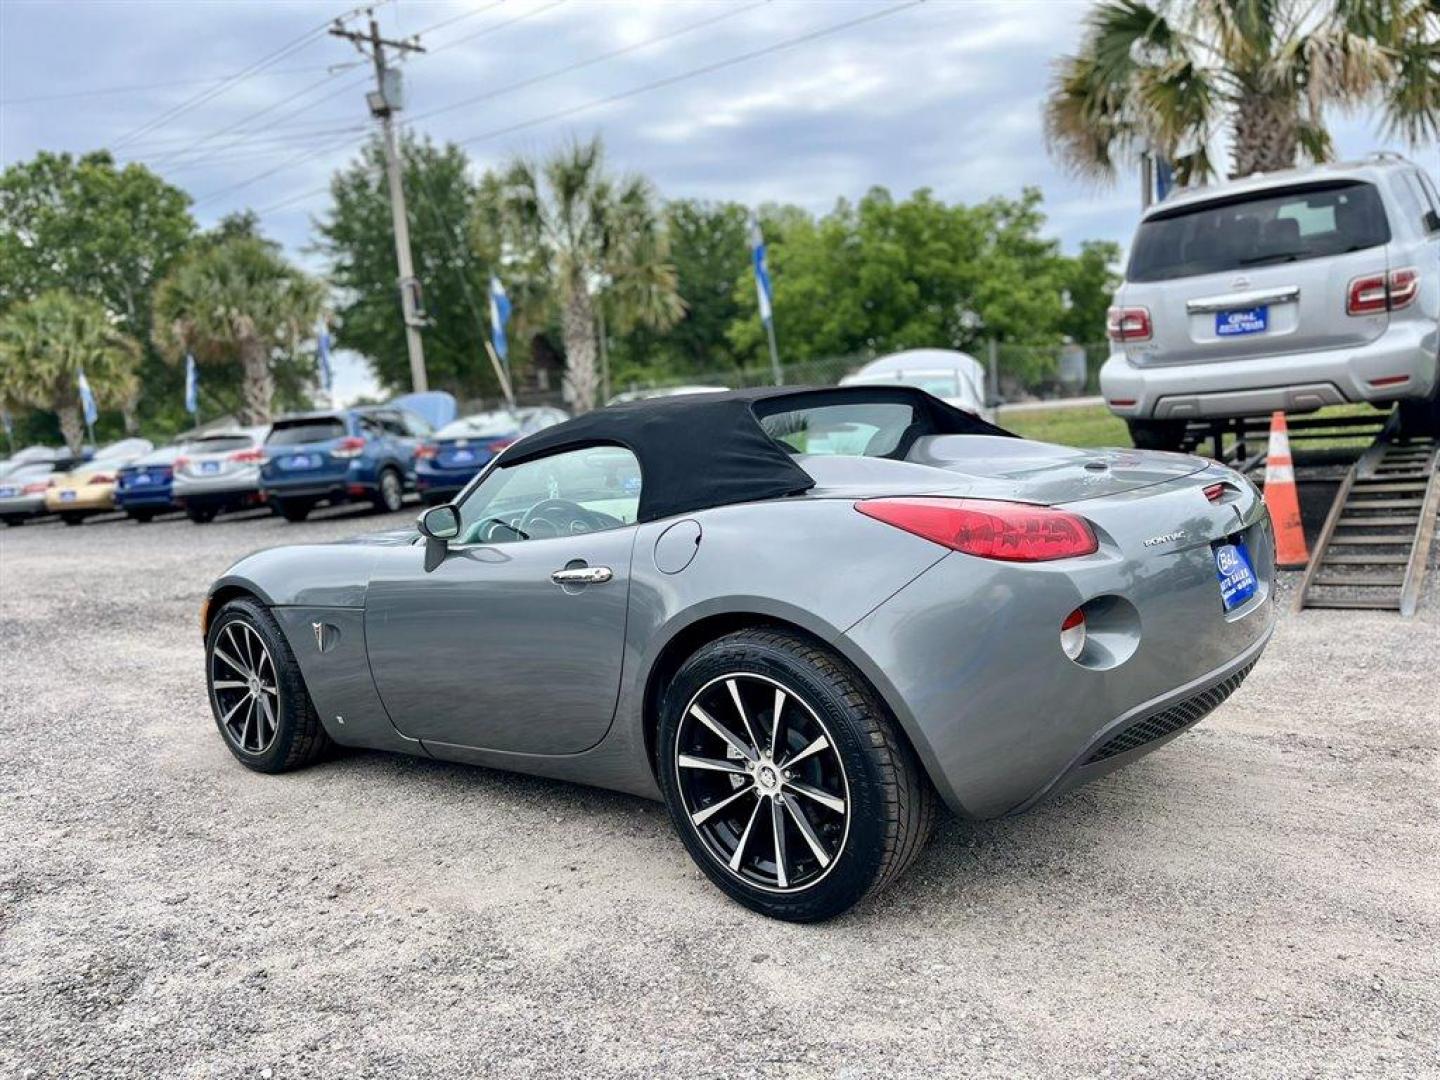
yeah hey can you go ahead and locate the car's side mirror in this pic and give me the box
[417,503,460,571]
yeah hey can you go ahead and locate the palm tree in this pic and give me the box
[493,137,683,412]
[1045,0,1439,184]
[0,290,140,452]
[152,237,323,424]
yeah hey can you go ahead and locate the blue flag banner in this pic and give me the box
[749,216,774,326]
[77,369,98,426]
[489,276,512,362]
[184,353,199,415]
[315,320,333,393]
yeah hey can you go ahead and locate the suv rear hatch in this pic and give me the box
[1118,179,1391,367]
[263,416,353,485]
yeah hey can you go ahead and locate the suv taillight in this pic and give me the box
[1106,306,1151,342]
[1347,267,1418,316]
[855,498,1098,562]
[415,443,438,460]
[330,436,366,459]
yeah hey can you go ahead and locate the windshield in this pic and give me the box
[266,418,346,446]
[759,401,921,458]
[438,413,522,439]
[1129,180,1390,282]
[187,435,254,454]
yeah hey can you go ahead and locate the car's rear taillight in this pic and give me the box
[1204,483,1226,503]
[1347,268,1418,316]
[22,481,49,494]
[88,473,114,485]
[416,443,438,460]
[173,455,190,470]
[487,438,515,454]
[854,498,1099,562]
[1060,608,1086,661]
[1106,306,1151,342]
[230,448,264,464]
[330,436,366,459]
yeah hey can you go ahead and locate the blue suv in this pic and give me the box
[260,405,435,522]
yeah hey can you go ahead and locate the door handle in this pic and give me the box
[551,566,613,585]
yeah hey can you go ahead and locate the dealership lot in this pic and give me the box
[1,508,1436,1079]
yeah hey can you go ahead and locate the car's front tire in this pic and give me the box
[1126,417,1188,452]
[206,597,331,773]
[372,467,404,514]
[657,629,936,922]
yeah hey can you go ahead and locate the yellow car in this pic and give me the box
[43,438,153,525]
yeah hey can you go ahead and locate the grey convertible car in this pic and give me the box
[202,387,1275,921]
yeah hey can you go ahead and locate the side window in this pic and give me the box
[456,445,642,544]
[1395,172,1430,232]
[1413,171,1440,234]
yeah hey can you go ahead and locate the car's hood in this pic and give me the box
[338,527,419,547]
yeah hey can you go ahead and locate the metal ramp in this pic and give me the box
[1296,427,1440,616]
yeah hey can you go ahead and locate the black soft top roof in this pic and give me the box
[497,385,1011,523]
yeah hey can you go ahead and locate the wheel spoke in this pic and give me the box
[780,733,829,770]
[768,688,786,759]
[784,778,845,815]
[257,693,277,740]
[240,699,257,750]
[725,679,762,761]
[212,679,248,690]
[770,797,789,888]
[780,793,831,869]
[677,753,748,776]
[690,783,756,827]
[233,624,257,673]
[690,704,756,762]
[219,694,248,732]
[729,796,764,872]
[212,642,249,678]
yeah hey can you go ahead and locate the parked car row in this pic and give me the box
[0,397,572,529]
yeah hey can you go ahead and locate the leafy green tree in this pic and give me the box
[316,134,505,399]
[494,137,683,412]
[725,187,1086,380]
[0,151,195,430]
[1058,239,1122,344]
[1045,0,1439,184]
[0,291,141,452]
[152,238,323,424]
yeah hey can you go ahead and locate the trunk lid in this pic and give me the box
[800,436,1208,505]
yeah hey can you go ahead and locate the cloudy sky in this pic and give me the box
[1,0,1429,402]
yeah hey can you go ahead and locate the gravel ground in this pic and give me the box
[1,499,1436,1080]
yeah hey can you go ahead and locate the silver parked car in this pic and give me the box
[172,427,270,524]
[201,387,1274,921]
[841,348,994,421]
[1102,155,1440,449]
[0,461,64,525]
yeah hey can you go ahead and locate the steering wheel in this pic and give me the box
[519,498,593,539]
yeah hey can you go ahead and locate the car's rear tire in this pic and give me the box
[186,505,219,524]
[60,512,85,526]
[1397,388,1440,440]
[274,498,312,522]
[206,597,331,774]
[657,629,936,923]
[372,467,404,513]
[129,510,155,524]
[3,516,24,527]
[1126,418,1188,452]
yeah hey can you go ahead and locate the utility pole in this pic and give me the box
[330,9,429,393]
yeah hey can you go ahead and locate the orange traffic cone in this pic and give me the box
[1263,411,1309,569]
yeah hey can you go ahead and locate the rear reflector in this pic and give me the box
[1060,608,1086,661]
[855,498,1098,562]
[1108,398,1137,408]
[1368,374,1411,388]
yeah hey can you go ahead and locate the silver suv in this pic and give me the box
[1101,155,1440,449]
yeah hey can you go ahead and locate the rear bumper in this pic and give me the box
[0,494,46,517]
[44,489,114,512]
[843,466,1276,819]
[1101,319,1439,420]
[115,488,175,510]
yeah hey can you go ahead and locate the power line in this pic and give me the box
[447,0,926,151]
[424,0,567,56]
[0,64,356,107]
[110,2,390,150]
[252,0,927,217]
[406,0,769,126]
[411,0,508,39]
